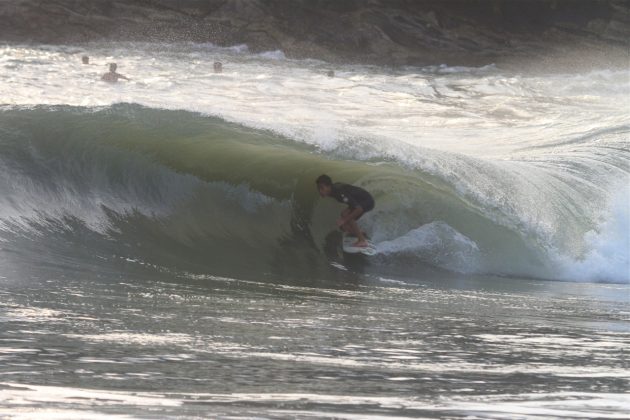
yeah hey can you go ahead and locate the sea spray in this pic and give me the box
[375,222,481,274]
[557,184,630,283]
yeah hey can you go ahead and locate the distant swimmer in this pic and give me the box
[101,63,129,83]
[316,174,374,248]
[81,55,89,64]
[326,70,334,77]
[214,61,223,73]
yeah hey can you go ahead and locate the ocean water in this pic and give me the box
[0,42,629,418]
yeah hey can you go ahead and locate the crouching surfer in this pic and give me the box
[316,174,374,247]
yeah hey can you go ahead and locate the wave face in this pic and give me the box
[0,44,628,283]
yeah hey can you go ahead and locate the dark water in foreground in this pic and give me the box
[1,260,628,418]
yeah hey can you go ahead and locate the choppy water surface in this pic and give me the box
[0,43,629,418]
[1,265,629,419]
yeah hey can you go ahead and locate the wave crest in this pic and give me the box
[0,105,627,283]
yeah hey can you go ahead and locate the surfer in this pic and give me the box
[101,63,129,83]
[316,174,374,247]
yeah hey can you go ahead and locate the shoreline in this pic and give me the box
[1,0,628,68]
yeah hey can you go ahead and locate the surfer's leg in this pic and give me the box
[345,219,368,247]
[352,201,372,243]
[339,208,352,232]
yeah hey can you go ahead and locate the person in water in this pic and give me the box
[81,55,89,64]
[316,174,374,247]
[101,63,129,83]
[214,61,223,73]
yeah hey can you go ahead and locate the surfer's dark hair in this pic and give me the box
[316,174,332,186]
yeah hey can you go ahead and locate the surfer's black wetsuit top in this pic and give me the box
[330,183,375,213]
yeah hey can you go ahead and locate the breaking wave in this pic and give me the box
[0,104,627,283]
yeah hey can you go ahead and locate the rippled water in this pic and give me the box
[1,262,629,418]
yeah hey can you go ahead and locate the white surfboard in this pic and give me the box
[342,235,377,256]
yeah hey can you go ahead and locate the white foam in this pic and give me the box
[3,383,628,419]
[255,49,287,60]
[1,43,626,159]
[557,184,630,283]
[375,221,481,273]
